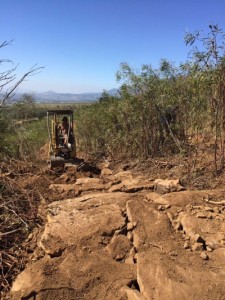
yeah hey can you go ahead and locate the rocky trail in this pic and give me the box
[7,158,225,300]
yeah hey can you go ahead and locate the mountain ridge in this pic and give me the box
[12,88,118,103]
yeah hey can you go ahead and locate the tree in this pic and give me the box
[0,40,43,107]
[13,94,36,119]
[185,24,225,174]
[116,62,185,156]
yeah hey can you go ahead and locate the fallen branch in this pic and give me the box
[204,199,225,205]
[0,228,21,237]
[6,207,29,229]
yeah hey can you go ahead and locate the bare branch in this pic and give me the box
[0,40,44,107]
[0,58,13,64]
[0,40,13,49]
[0,66,17,91]
[0,228,21,237]
[0,64,44,107]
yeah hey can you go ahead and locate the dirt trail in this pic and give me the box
[9,160,225,300]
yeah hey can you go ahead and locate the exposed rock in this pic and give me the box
[183,241,189,249]
[148,189,225,207]
[167,212,174,223]
[192,242,204,251]
[127,222,136,231]
[114,171,134,181]
[179,210,225,252]
[200,252,209,260]
[124,255,134,265]
[206,246,213,252]
[127,231,133,242]
[40,232,66,257]
[213,207,220,213]
[157,205,165,211]
[204,206,213,212]
[11,193,136,300]
[108,182,124,193]
[136,252,218,300]
[75,177,111,191]
[165,204,171,209]
[206,240,221,250]
[126,199,170,251]
[100,167,113,178]
[104,235,132,261]
[209,248,225,263]
[172,220,182,231]
[121,286,148,300]
[126,199,225,299]
[196,212,207,218]
[154,178,185,194]
[122,178,154,193]
[109,178,154,193]
[193,234,205,244]
[146,192,169,205]
[49,178,112,194]
[49,183,79,193]
[11,252,134,300]
[10,166,225,300]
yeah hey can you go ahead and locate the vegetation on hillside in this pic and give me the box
[75,24,225,175]
[0,97,48,160]
[1,25,225,172]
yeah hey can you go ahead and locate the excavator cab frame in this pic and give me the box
[47,109,76,169]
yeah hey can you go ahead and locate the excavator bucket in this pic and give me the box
[49,156,65,169]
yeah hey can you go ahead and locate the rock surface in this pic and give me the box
[11,193,136,300]
[154,178,185,194]
[10,171,225,300]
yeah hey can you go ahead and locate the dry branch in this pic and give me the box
[204,199,225,205]
[0,159,45,296]
[0,64,44,107]
[0,228,21,237]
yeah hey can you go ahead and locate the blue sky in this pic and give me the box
[1,0,225,93]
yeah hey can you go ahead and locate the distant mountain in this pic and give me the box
[9,89,119,103]
[35,91,101,103]
[107,88,119,96]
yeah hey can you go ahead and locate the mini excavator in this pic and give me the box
[47,109,77,169]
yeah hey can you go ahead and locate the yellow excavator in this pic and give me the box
[47,109,76,169]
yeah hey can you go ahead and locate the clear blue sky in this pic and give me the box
[1,0,225,94]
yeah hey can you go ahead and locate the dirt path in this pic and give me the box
[9,162,225,300]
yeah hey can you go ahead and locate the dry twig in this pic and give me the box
[204,198,225,205]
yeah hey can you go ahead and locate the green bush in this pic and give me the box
[0,110,48,160]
